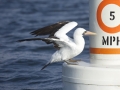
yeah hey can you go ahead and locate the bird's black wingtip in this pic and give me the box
[57,21,70,24]
[17,39,25,42]
[30,31,38,36]
[30,21,70,36]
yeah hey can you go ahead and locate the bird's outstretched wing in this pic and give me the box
[55,21,77,37]
[18,37,55,44]
[18,37,74,50]
[18,21,77,47]
[43,38,74,48]
[31,21,70,37]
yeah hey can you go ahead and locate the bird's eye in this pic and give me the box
[82,31,87,35]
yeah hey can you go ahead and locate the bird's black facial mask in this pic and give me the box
[82,31,87,35]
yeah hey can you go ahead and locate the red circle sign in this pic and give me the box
[97,0,120,33]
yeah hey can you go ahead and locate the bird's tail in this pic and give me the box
[18,38,43,42]
[40,62,51,71]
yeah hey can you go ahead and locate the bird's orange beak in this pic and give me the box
[84,31,96,35]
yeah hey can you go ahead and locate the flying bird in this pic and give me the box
[18,21,96,70]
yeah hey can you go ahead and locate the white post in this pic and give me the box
[62,0,120,90]
[89,0,120,65]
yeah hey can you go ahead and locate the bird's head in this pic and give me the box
[75,28,96,36]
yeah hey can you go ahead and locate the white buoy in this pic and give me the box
[63,62,120,90]
[89,0,120,65]
[62,0,120,90]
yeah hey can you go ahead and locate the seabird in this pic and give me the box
[18,21,96,70]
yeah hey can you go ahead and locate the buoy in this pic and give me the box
[62,62,120,90]
[62,0,120,90]
[89,0,120,65]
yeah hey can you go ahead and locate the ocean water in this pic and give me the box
[0,0,89,90]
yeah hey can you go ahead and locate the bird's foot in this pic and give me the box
[65,59,78,65]
[69,59,78,62]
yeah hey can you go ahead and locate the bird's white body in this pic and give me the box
[51,38,85,63]
[49,22,85,63]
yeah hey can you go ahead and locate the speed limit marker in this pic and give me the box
[89,0,120,65]
[97,0,120,33]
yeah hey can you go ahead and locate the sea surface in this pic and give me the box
[0,0,90,90]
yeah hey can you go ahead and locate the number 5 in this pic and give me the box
[110,11,115,20]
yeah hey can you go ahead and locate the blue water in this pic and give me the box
[0,0,89,90]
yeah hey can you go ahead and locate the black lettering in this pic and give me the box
[102,36,109,45]
[117,37,120,45]
[102,36,120,46]
[110,36,112,45]
[113,36,115,42]
[110,11,115,20]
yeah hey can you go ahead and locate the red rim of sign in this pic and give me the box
[97,0,120,33]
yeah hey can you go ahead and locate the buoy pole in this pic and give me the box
[62,0,120,90]
[89,0,120,65]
